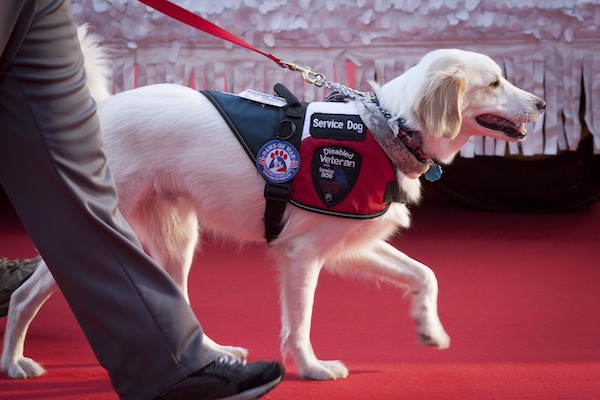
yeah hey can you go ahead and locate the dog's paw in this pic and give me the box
[203,335,249,360]
[215,345,249,360]
[2,357,46,379]
[415,318,451,349]
[412,307,451,349]
[298,360,349,380]
[418,330,451,349]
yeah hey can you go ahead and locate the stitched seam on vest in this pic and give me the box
[289,199,390,219]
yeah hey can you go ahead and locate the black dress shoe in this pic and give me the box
[156,357,285,400]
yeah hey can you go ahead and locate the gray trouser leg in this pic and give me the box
[0,1,218,398]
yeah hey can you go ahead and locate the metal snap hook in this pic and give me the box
[279,61,326,87]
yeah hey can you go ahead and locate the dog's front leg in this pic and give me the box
[330,241,450,349]
[2,260,58,379]
[276,254,348,380]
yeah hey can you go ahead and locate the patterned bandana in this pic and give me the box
[355,100,433,180]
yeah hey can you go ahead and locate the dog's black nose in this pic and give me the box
[537,100,546,111]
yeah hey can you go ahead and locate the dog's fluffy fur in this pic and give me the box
[2,28,545,380]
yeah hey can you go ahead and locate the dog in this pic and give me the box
[2,28,545,381]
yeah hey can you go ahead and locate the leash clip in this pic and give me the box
[279,61,325,87]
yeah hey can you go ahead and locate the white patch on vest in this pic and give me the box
[237,89,287,108]
[302,102,360,141]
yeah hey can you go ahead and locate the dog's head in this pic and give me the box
[377,49,545,162]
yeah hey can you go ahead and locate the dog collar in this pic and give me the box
[355,99,442,181]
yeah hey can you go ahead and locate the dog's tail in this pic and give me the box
[77,24,112,103]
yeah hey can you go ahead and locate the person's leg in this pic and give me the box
[0,1,217,398]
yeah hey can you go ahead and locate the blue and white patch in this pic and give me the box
[256,140,300,183]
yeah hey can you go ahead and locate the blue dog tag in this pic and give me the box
[424,163,443,182]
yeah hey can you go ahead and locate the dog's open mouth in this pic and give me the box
[476,114,526,140]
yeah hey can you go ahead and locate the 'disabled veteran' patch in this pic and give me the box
[312,146,362,207]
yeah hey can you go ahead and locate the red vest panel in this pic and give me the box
[290,102,397,218]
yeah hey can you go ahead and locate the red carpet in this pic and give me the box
[1,185,599,399]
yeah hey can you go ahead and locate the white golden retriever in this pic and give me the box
[2,30,545,380]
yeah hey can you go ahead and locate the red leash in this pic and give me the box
[137,0,325,85]
[138,0,280,65]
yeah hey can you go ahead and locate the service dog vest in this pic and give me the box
[201,90,401,220]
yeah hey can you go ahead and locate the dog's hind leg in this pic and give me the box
[126,196,199,303]
[327,241,451,349]
[2,259,58,379]
[126,195,248,360]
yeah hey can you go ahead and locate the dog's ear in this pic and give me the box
[413,57,466,140]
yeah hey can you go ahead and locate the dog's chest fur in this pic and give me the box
[201,90,402,219]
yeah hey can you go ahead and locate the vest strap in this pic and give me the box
[263,183,292,243]
[263,84,306,244]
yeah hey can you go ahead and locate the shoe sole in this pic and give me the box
[219,376,283,400]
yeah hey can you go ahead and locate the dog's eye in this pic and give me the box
[490,80,500,88]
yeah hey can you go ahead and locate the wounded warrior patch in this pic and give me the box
[256,140,300,183]
[312,146,361,207]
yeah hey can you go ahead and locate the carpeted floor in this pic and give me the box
[1,185,599,399]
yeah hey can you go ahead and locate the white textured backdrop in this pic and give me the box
[72,0,600,157]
